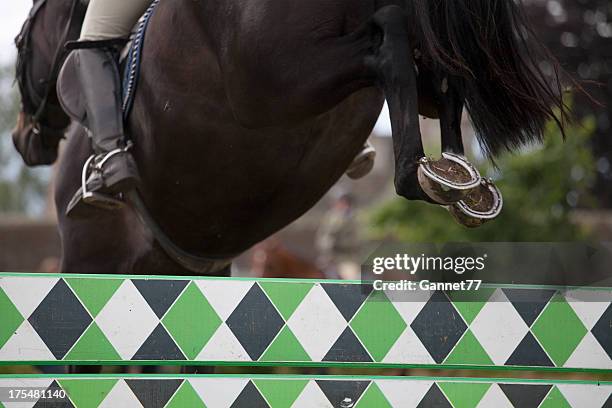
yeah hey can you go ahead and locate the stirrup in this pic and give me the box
[81,142,132,210]
[94,141,133,169]
[83,142,134,207]
[79,153,124,211]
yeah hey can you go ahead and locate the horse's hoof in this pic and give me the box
[417,152,480,204]
[347,143,376,179]
[448,178,503,228]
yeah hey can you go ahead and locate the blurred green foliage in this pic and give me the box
[0,63,48,215]
[368,117,597,242]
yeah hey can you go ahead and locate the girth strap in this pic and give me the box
[126,191,234,275]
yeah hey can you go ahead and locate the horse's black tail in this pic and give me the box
[414,0,576,160]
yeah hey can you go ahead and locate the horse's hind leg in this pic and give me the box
[218,3,432,201]
[365,6,435,202]
[440,86,466,155]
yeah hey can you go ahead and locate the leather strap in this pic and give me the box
[65,39,128,50]
[15,0,50,113]
[32,0,88,123]
[126,191,236,275]
[14,0,48,51]
[15,0,87,122]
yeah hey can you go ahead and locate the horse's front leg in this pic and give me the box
[365,6,433,202]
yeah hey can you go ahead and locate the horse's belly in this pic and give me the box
[142,87,384,256]
[222,88,384,251]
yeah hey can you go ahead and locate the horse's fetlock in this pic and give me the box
[394,170,426,202]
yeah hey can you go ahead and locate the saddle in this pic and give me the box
[57,0,160,128]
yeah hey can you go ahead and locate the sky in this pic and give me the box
[0,1,393,134]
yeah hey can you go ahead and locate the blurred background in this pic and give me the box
[0,0,611,278]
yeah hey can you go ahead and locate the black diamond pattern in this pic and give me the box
[410,291,467,363]
[226,284,285,360]
[503,289,556,327]
[322,283,373,321]
[323,327,372,362]
[416,384,452,408]
[603,393,612,408]
[230,381,270,408]
[132,279,189,319]
[132,323,186,360]
[591,303,612,359]
[316,380,370,407]
[505,332,554,367]
[28,280,93,360]
[126,379,183,408]
[499,383,552,408]
[33,380,74,408]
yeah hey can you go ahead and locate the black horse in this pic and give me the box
[13,0,567,276]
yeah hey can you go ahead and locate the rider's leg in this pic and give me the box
[80,0,152,41]
[65,0,153,215]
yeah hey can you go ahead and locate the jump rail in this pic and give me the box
[0,375,610,407]
[0,273,612,371]
[1,273,611,407]
[1,273,610,371]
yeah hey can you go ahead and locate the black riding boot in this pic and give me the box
[66,46,140,217]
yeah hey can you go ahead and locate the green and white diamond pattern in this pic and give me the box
[0,375,609,408]
[0,273,610,370]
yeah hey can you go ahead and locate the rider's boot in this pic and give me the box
[346,141,376,180]
[66,45,140,218]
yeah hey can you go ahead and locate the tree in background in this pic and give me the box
[0,63,49,216]
[525,0,612,207]
[368,117,597,242]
